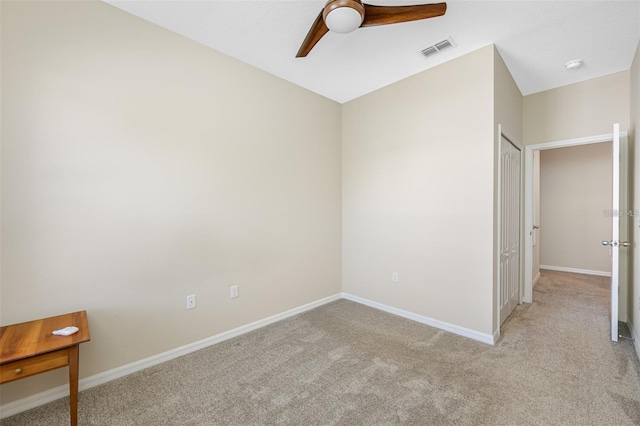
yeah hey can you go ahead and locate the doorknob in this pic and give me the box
[533,225,540,230]
[602,240,630,247]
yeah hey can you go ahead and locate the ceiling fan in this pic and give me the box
[296,0,447,57]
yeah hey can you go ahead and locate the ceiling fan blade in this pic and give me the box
[296,10,330,58]
[361,2,447,27]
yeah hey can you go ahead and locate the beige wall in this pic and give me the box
[342,46,496,337]
[494,48,523,147]
[524,71,630,145]
[1,0,342,403]
[631,41,640,353]
[539,143,613,274]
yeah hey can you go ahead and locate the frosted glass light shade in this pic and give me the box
[325,7,363,34]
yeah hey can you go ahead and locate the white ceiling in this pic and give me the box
[105,0,640,104]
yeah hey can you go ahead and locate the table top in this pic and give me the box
[0,311,90,364]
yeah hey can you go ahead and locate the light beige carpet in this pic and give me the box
[2,270,640,425]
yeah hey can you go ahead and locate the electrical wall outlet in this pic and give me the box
[230,285,239,299]
[187,294,196,310]
[392,272,399,283]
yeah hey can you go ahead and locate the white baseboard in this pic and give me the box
[629,321,640,363]
[540,265,611,277]
[341,293,496,345]
[0,293,342,419]
[492,328,501,344]
[532,271,541,287]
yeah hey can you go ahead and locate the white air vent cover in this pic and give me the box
[421,37,456,58]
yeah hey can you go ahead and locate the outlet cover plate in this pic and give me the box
[187,294,196,309]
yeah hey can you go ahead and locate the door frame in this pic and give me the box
[523,131,628,304]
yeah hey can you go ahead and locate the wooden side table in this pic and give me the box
[0,311,90,426]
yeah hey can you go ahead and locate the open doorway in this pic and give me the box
[523,129,630,341]
[538,142,612,278]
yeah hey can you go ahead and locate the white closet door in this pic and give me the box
[500,136,521,325]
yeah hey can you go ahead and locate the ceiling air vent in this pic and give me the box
[420,37,456,58]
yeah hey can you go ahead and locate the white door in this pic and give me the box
[602,123,628,342]
[500,135,521,324]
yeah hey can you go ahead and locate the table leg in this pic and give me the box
[68,345,79,426]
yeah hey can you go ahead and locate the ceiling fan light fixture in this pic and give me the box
[297,1,447,57]
[323,0,365,34]
[565,59,583,70]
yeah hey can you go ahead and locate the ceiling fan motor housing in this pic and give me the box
[323,0,365,33]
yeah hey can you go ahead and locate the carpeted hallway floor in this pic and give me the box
[2,270,640,425]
